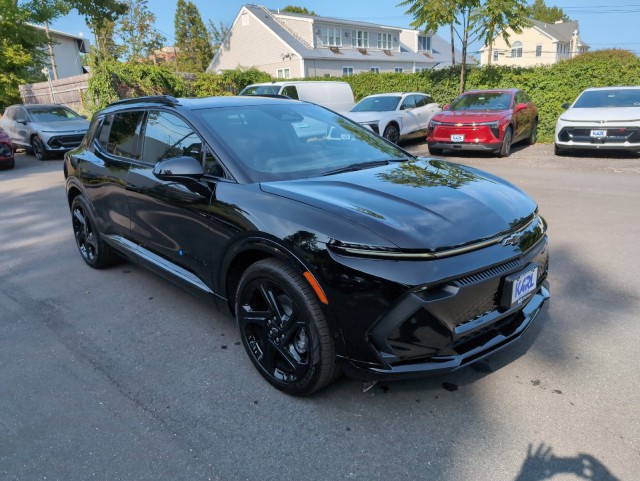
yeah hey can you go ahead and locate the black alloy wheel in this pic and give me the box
[528,120,538,145]
[498,126,513,158]
[383,124,400,144]
[31,136,49,160]
[235,259,338,396]
[71,195,118,269]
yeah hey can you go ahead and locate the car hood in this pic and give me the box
[342,111,390,123]
[29,119,90,133]
[260,159,537,250]
[559,107,640,123]
[434,110,508,123]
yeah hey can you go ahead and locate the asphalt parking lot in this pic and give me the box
[1,145,639,480]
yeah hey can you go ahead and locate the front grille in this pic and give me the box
[454,259,521,287]
[47,134,85,149]
[558,127,640,143]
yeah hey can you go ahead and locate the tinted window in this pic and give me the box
[142,111,201,164]
[281,86,299,100]
[414,95,428,108]
[104,111,144,159]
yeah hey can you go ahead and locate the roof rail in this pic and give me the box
[109,95,180,107]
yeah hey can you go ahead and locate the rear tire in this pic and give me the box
[528,120,538,145]
[235,258,338,396]
[71,195,119,268]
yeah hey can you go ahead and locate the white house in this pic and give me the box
[479,19,589,67]
[208,5,467,77]
[32,24,90,80]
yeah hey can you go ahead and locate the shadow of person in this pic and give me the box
[514,443,622,481]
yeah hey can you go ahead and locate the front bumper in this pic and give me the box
[555,124,640,151]
[428,141,500,152]
[42,133,86,152]
[335,235,550,381]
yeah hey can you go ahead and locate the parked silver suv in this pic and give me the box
[0,104,89,160]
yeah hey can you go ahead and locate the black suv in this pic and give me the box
[65,95,549,395]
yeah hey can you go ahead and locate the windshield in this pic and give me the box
[194,103,410,182]
[351,96,401,112]
[450,92,512,111]
[573,89,640,108]
[29,107,82,122]
[240,85,282,96]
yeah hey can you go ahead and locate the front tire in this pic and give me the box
[498,127,513,158]
[31,136,49,160]
[428,145,444,156]
[383,124,400,144]
[71,195,119,268]
[235,258,338,396]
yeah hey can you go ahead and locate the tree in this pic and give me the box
[525,0,570,23]
[116,0,166,62]
[399,0,530,93]
[174,0,213,73]
[207,20,229,58]
[281,5,317,15]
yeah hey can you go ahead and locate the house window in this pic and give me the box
[418,35,431,51]
[321,26,342,47]
[511,41,523,58]
[370,67,380,73]
[395,67,403,73]
[342,67,354,77]
[276,68,291,79]
[352,30,369,48]
[536,45,542,57]
[378,32,392,50]
[493,50,499,62]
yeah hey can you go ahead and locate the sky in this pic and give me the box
[49,0,640,56]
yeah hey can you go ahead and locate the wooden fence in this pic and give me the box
[19,73,90,113]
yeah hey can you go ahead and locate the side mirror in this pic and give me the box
[515,102,528,111]
[16,118,27,124]
[443,104,450,111]
[153,156,205,179]
[561,102,570,110]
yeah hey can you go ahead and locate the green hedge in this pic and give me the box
[85,50,640,143]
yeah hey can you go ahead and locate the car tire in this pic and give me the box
[235,258,338,396]
[31,136,49,161]
[428,145,444,156]
[383,124,400,144]
[498,127,513,158]
[71,195,120,269]
[528,120,538,145]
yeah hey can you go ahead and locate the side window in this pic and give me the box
[400,96,417,110]
[281,86,299,100]
[15,108,28,123]
[95,115,113,150]
[414,95,427,108]
[4,107,14,120]
[107,111,144,159]
[142,111,201,164]
[203,147,225,178]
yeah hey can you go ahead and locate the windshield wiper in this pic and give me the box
[320,159,406,177]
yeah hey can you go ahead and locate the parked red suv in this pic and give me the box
[426,89,538,157]
[0,127,15,169]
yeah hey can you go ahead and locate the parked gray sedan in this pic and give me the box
[0,104,89,160]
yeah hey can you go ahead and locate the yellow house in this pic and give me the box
[479,19,589,66]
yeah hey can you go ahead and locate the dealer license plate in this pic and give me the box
[511,266,538,304]
[590,130,606,138]
[451,134,465,142]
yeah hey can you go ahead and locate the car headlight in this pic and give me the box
[429,120,441,130]
[360,121,380,135]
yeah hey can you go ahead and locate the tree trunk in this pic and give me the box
[450,24,455,66]
[487,42,493,66]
